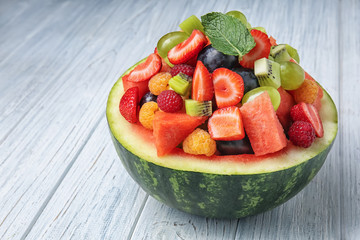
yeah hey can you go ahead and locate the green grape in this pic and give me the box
[163,56,174,68]
[251,26,267,34]
[179,15,205,35]
[242,86,281,111]
[226,11,251,28]
[284,44,300,63]
[157,31,188,59]
[280,61,305,90]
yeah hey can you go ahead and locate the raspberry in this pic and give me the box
[148,72,172,95]
[139,102,159,130]
[157,90,183,112]
[183,128,216,156]
[170,64,195,77]
[288,121,316,148]
[292,79,319,104]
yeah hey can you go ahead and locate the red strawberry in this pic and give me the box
[167,29,207,65]
[119,87,139,123]
[208,106,245,141]
[212,68,244,108]
[288,121,316,148]
[126,53,162,82]
[290,102,324,137]
[239,29,271,69]
[170,64,195,77]
[192,61,213,101]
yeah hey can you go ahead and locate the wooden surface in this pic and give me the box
[0,0,358,239]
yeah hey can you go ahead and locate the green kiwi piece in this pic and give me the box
[179,15,205,35]
[270,45,292,62]
[185,99,212,117]
[169,73,191,96]
[254,57,281,89]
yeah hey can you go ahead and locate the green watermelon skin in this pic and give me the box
[110,131,333,218]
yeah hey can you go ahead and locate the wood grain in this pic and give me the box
[340,0,360,239]
[0,0,358,239]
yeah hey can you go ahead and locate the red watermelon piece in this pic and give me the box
[276,87,296,131]
[240,92,287,156]
[122,75,149,100]
[153,112,207,156]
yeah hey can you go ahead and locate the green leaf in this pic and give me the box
[201,12,256,57]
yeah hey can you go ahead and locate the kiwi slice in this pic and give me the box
[270,45,292,62]
[254,57,281,89]
[185,99,212,117]
[179,15,205,35]
[169,73,191,96]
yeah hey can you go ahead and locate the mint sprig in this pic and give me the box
[201,12,255,57]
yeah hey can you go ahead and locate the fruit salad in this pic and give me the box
[119,11,324,158]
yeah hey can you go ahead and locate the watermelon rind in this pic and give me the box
[106,60,338,218]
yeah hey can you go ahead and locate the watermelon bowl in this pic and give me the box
[106,60,338,219]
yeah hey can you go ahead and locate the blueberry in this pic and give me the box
[216,135,254,155]
[140,92,157,107]
[197,45,238,72]
[231,67,260,94]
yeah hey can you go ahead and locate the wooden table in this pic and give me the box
[1,0,359,239]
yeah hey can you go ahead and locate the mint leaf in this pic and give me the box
[201,12,255,57]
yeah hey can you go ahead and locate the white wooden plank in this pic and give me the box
[24,118,147,240]
[0,0,70,65]
[0,0,116,141]
[340,0,360,239]
[0,0,156,238]
[130,197,238,240]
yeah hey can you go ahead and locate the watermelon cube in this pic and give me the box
[276,87,295,131]
[153,112,207,156]
[240,92,287,156]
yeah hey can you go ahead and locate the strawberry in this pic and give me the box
[192,61,213,101]
[212,68,244,108]
[126,53,162,82]
[208,106,245,141]
[167,29,207,65]
[290,102,324,137]
[119,87,139,123]
[239,29,271,69]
